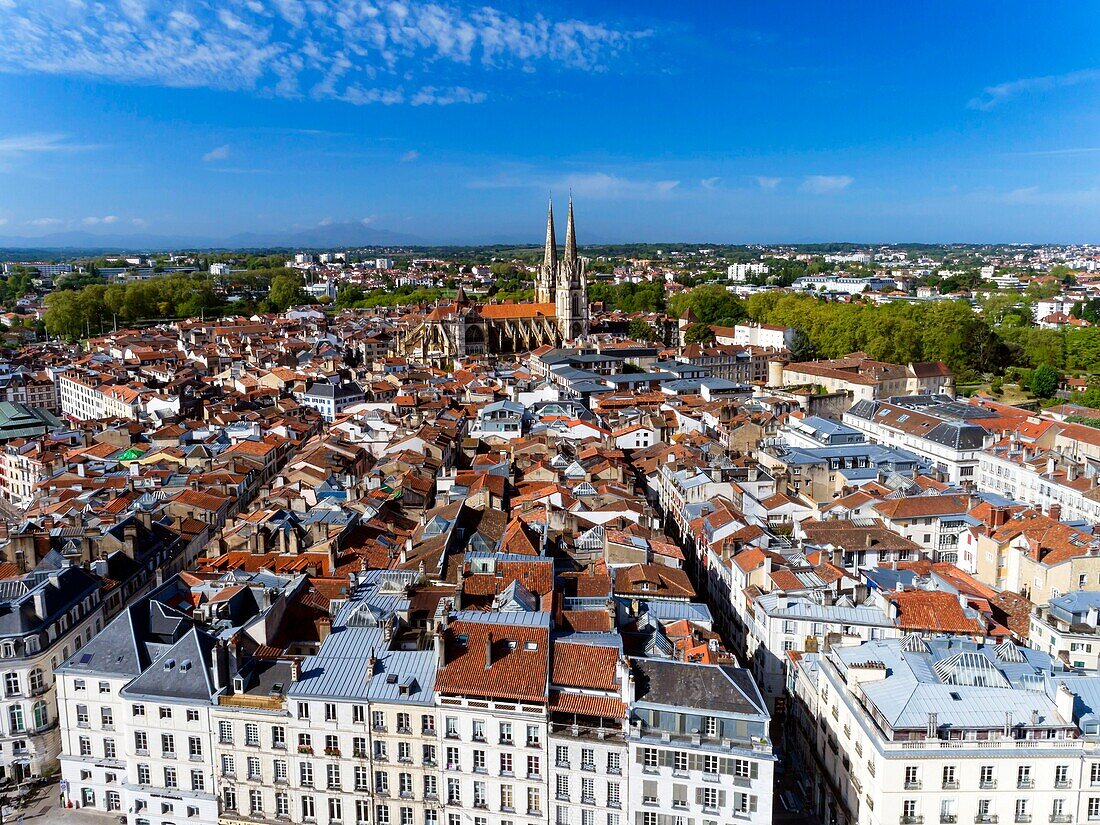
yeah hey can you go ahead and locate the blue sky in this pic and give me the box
[1,1,1099,244]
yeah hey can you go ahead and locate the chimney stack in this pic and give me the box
[1050,503,1062,522]
[484,632,494,670]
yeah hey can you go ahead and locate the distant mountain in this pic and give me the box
[224,222,422,248]
[0,222,424,252]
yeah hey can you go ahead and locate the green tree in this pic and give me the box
[269,273,307,311]
[334,285,366,308]
[683,323,716,345]
[43,290,84,339]
[1028,364,1060,399]
[626,318,659,342]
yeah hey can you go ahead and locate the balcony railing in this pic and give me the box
[901,817,924,824]
[905,781,922,790]
[941,817,957,824]
[975,816,998,824]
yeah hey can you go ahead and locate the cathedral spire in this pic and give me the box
[543,196,557,270]
[564,193,577,263]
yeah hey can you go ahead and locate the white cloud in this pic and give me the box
[361,215,377,225]
[700,177,720,189]
[131,218,148,227]
[800,175,853,195]
[0,133,71,154]
[203,144,230,162]
[0,2,648,107]
[319,217,334,226]
[754,176,781,190]
[26,217,62,226]
[470,170,679,199]
[82,215,119,225]
[0,218,8,226]
[410,86,487,106]
[400,150,420,162]
[969,68,1100,111]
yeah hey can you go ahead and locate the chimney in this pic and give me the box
[484,632,494,669]
[212,640,229,693]
[1047,456,1057,477]
[1068,464,1078,483]
[290,657,301,682]
[1056,684,1076,724]
[433,622,445,665]
[1050,503,1062,522]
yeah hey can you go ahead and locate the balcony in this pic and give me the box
[941,817,957,824]
[1017,779,1034,789]
[975,817,998,824]
[901,817,924,825]
[1049,816,1072,823]
[942,781,959,790]
[905,781,923,790]
[1015,816,1032,824]
[979,781,997,790]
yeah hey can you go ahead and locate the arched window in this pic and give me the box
[1,642,14,659]
[28,669,43,693]
[32,701,47,729]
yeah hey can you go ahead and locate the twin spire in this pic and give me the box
[542,194,577,268]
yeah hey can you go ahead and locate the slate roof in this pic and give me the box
[632,658,767,718]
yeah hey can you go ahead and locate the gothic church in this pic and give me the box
[397,198,589,364]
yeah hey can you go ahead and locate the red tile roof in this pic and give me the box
[435,620,549,703]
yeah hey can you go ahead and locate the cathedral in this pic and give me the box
[397,198,589,365]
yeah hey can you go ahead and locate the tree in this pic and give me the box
[43,290,84,340]
[668,284,745,326]
[334,285,366,309]
[1029,364,1060,399]
[269,273,306,311]
[683,323,716,345]
[626,319,659,342]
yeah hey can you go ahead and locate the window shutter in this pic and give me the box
[750,762,759,780]
[695,787,704,805]
[642,780,657,799]
[672,784,687,803]
[720,757,734,775]
[661,750,675,768]
[718,791,727,809]
[636,749,646,764]
[750,795,758,813]
[688,753,701,771]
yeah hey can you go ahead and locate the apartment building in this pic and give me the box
[56,573,310,824]
[58,563,776,825]
[973,509,1100,603]
[0,563,103,781]
[977,445,1100,525]
[434,610,552,825]
[843,397,993,485]
[871,495,973,565]
[789,636,1100,825]
[296,381,367,422]
[768,355,953,403]
[1028,591,1100,671]
[628,658,774,825]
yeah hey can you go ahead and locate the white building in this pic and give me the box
[731,322,794,351]
[789,635,1100,825]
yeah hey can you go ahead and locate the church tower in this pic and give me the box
[555,195,588,341]
[536,198,557,304]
